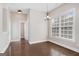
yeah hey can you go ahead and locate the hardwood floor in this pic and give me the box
[1,38,79,56]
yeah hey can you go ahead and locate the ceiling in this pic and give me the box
[4,3,63,14]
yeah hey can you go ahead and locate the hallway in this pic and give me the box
[1,39,79,56]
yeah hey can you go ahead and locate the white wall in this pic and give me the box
[0,4,10,53]
[11,9,48,44]
[48,3,79,52]
[11,12,27,42]
[25,12,29,40]
[29,10,48,44]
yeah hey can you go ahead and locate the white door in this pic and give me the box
[21,23,25,39]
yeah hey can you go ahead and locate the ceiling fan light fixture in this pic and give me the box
[47,15,51,19]
[44,15,51,20]
[17,10,22,13]
[44,4,51,20]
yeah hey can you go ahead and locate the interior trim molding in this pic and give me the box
[29,40,47,44]
[0,41,10,53]
[10,39,20,42]
[48,39,79,53]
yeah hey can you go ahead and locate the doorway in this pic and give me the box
[21,23,25,39]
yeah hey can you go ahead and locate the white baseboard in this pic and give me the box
[48,39,79,53]
[29,40,47,44]
[0,41,10,53]
[11,39,20,42]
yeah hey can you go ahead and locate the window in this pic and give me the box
[51,8,75,41]
[52,17,60,37]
